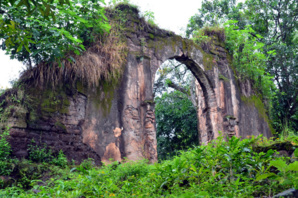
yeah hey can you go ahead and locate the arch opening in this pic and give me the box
[152,55,218,160]
[153,59,199,160]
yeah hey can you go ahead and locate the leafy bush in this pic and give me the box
[0,127,16,176]
[0,127,12,161]
[1,0,110,69]
[192,25,225,50]
[0,160,16,176]
[28,142,68,168]
[50,150,68,168]
[75,158,95,174]
[0,135,296,197]
[28,143,53,163]
[155,91,198,160]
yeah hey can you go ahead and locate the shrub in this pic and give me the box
[50,150,68,168]
[75,158,96,174]
[0,127,12,160]
[28,143,53,163]
[0,160,16,176]
[0,135,297,197]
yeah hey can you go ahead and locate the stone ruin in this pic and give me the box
[1,5,273,164]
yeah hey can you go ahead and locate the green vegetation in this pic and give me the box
[187,0,298,135]
[154,60,199,160]
[0,127,13,175]
[0,127,69,188]
[224,21,275,99]
[0,135,297,197]
[0,0,110,69]
[0,0,297,196]
[0,127,11,160]
[155,91,198,160]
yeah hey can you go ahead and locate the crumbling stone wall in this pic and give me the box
[2,91,101,164]
[1,5,272,164]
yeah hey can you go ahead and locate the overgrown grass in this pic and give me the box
[20,16,128,89]
[0,127,69,189]
[192,25,225,51]
[1,135,297,197]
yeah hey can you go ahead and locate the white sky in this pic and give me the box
[0,0,202,88]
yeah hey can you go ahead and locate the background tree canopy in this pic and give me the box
[153,60,199,160]
[187,0,298,134]
[155,91,198,160]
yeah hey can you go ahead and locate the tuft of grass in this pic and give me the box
[201,26,226,42]
[192,26,225,51]
[19,21,127,89]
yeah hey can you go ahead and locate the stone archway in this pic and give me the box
[4,5,273,164]
[109,5,272,162]
[119,30,222,162]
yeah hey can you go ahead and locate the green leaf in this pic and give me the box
[190,164,197,172]
[24,44,31,53]
[294,148,298,158]
[39,7,45,16]
[16,0,25,7]
[74,50,80,55]
[17,44,23,52]
[286,161,298,172]
[79,44,86,51]
[270,159,287,172]
[9,21,16,30]
[69,56,76,63]
[255,173,275,181]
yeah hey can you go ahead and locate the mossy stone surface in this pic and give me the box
[241,95,275,135]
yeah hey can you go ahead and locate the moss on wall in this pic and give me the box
[241,95,276,134]
[0,89,28,128]
[201,51,215,71]
[55,121,67,132]
[219,74,230,82]
[3,85,74,125]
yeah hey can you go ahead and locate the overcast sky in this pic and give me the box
[0,0,202,88]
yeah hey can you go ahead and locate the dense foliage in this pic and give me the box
[0,0,110,68]
[223,21,275,98]
[155,91,198,160]
[187,0,298,133]
[0,135,297,197]
[154,60,199,160]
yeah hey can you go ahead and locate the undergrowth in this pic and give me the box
[0,127,69,189]
[0,135,297,197]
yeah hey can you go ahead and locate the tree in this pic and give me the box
[187,0,298,133]
[244,0,298,132]
[154,60,197,106]
[186,0,246,37]
[155,91,198,160]
[0,0,110,69]
[154,60,199,160]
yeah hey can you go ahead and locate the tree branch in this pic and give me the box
[167,81,189,96]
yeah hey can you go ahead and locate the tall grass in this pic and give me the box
[20,21,127,89]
